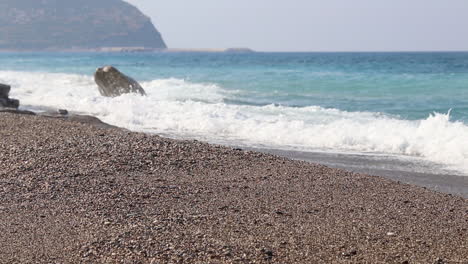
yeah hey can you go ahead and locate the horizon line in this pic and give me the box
[168,48,468,53]
[1,48,468,53]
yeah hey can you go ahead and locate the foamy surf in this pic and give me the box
[1,70,468,175]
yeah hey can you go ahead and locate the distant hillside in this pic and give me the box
[0,0,167,51]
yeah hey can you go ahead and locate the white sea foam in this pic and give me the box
[1,71,468,175]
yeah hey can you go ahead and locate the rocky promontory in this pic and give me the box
[0,0,166,51]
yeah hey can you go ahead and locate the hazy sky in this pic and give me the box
[127,0,468,51]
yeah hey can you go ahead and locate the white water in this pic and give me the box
[2,71,468,175]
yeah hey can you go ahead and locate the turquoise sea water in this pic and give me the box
[1,52,468,175]
[1,52,468,121]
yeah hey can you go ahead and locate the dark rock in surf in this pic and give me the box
[94,66,146,97]
[58,109,69,115]
[0,98,20,108]
[0,83,20,109]
[0,83,10,98]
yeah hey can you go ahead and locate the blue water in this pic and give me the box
[1,52,468,175]
[1,52,467,122]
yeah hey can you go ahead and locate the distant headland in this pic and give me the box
[0,0,257,53]
[0,0,167,51]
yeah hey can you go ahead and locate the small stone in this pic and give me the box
[262,249,274,260]
[342,250,357,257]
[387,232,396,236]
[58,109,68,115]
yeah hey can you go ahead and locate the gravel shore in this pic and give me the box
[0,112,467,263]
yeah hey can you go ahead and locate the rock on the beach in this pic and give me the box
[0,98,19,108]
[0,83,20,109]
[94,66,146,97]
[58,109,69,115]
[0,83,10,98]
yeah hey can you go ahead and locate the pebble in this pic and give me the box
[58,109,68,115]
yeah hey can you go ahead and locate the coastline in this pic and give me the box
[6,107,466,198]
[0,111,466,263]
[252,148,468,198]
[0,47,255,53]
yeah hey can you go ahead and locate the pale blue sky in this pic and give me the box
[127,0,468,51]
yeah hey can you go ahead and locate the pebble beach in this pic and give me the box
[0,112,467,263]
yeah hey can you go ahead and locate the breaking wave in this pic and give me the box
[2,70,468,175]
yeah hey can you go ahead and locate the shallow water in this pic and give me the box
[251,147,468,198]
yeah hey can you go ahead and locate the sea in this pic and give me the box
[1,52,468,181]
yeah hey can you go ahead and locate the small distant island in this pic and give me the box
[163,48,255,53]
[0,0,167,51]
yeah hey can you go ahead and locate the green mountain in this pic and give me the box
[0,0,167,50]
